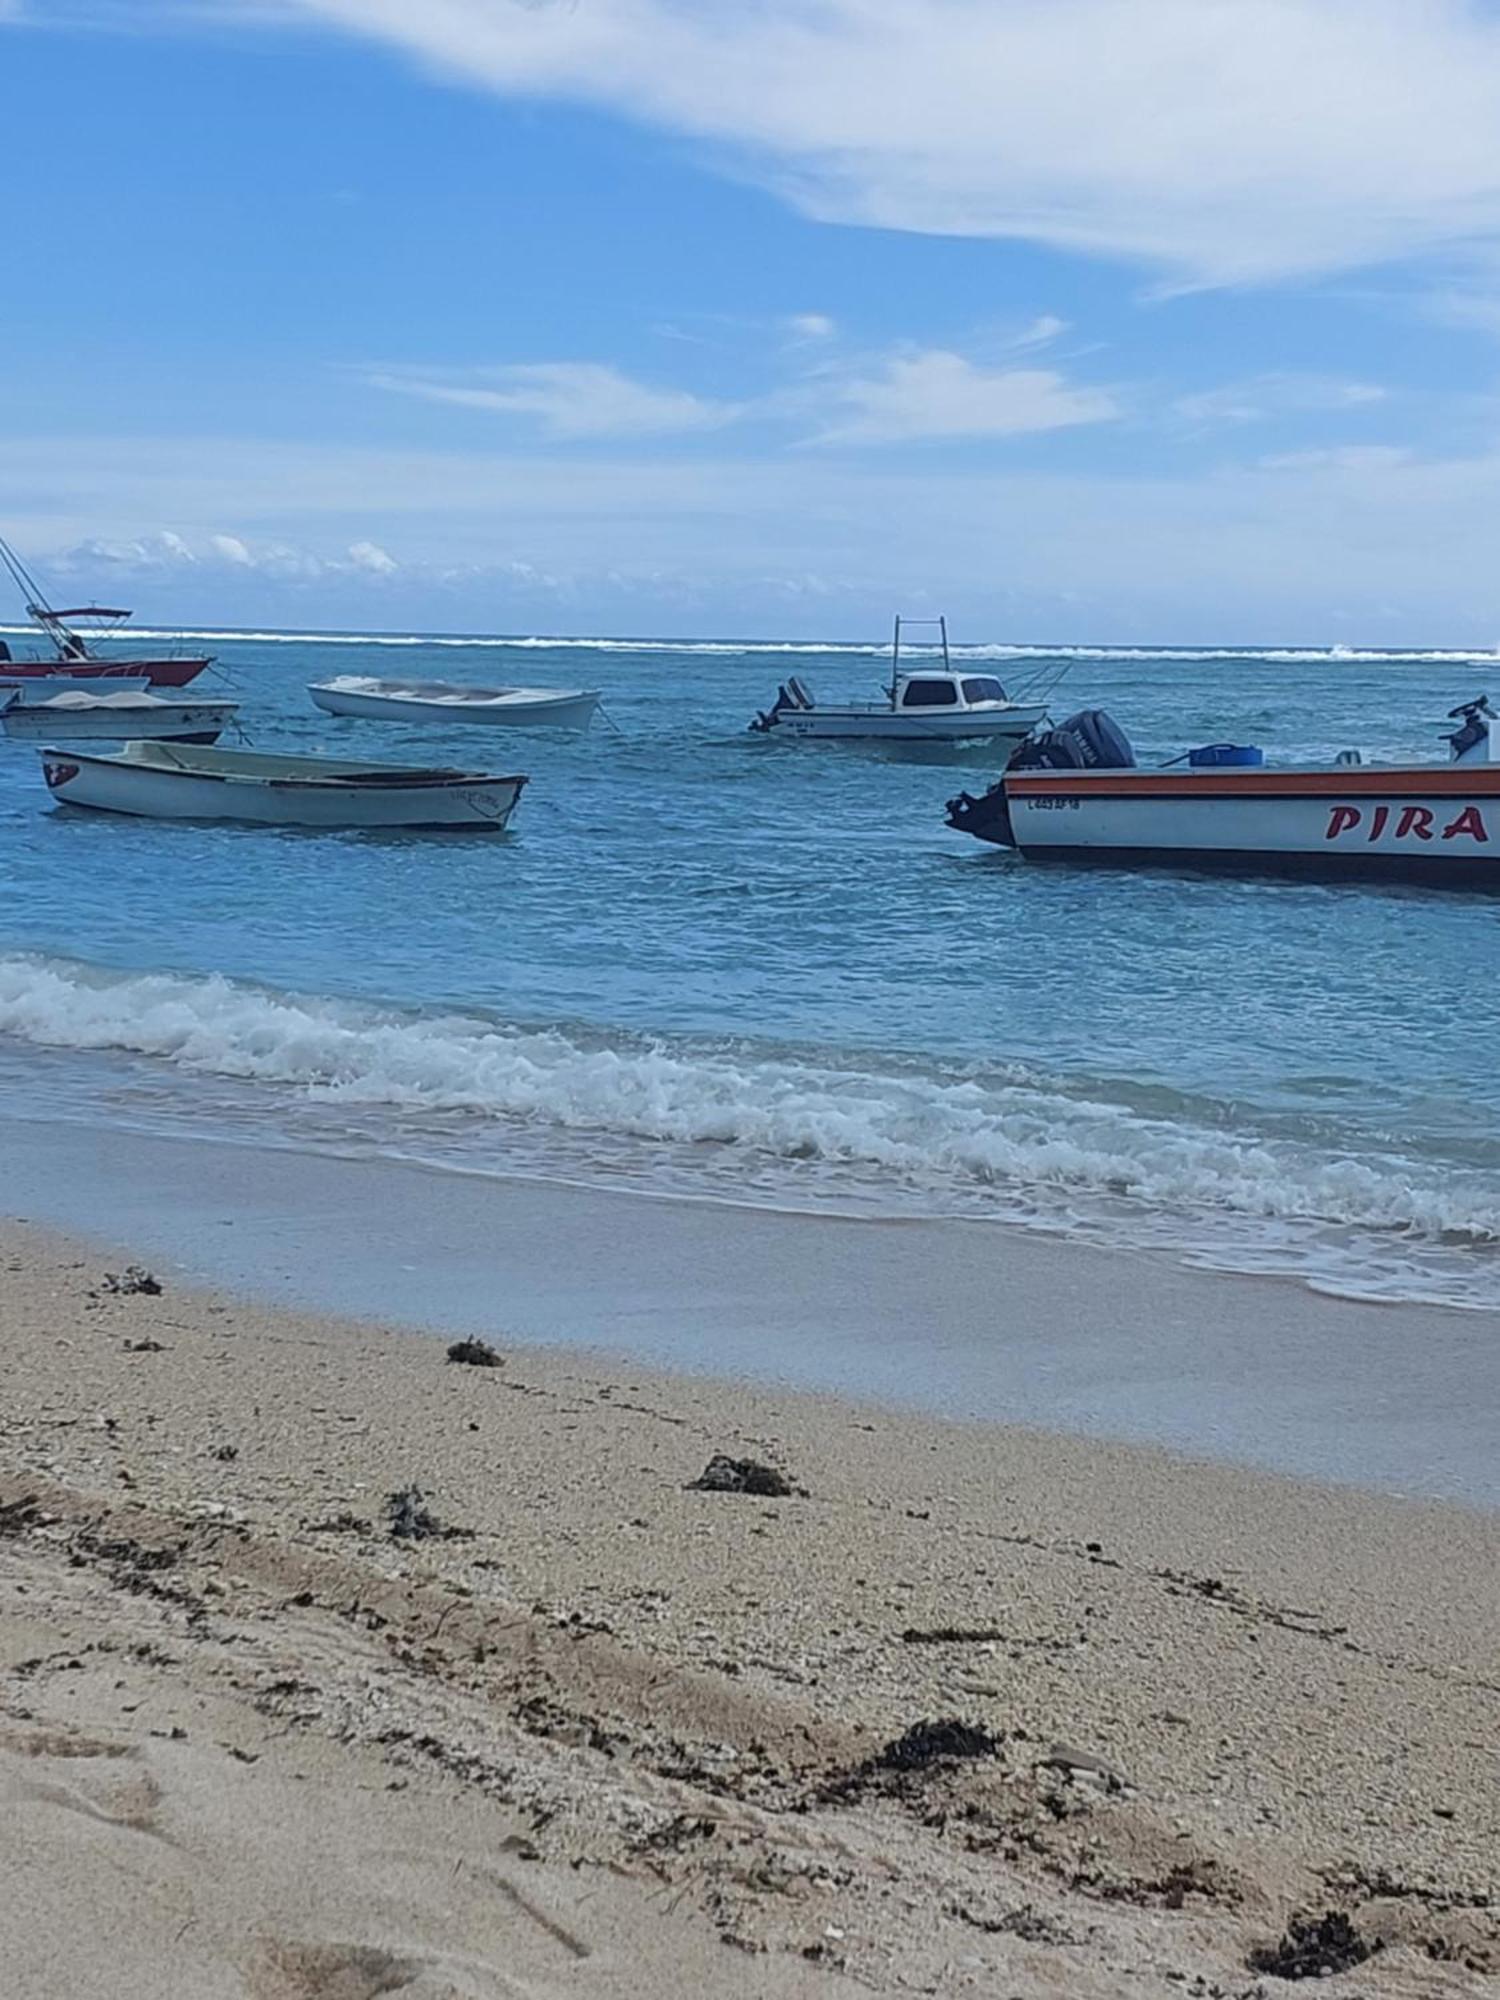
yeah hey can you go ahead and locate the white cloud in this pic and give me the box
[210,532,254,564]
[811,349,1119,445]
[366,361,737,438]
[784,313,836,340]
[1007,315,1069,351]
[1258,445,1414,472]
[1175,374,1389,428]
[250,1,1500,287]
[347,537,397,573]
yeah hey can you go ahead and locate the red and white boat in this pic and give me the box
[0,537,212,688]
[946,698,1500,886]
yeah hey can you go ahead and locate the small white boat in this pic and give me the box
[3,688,238,744]
[750,617,1048,749]
[946,698,1500,886]
[308,675,600,730]
[39,740,528,831]
[0,673,152,700]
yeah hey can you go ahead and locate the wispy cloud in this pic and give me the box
[1175,373,1389,429]
[810,349,1119,446]
[216,1,1500,288]
[366,361,739,438]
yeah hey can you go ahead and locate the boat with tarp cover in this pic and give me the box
[0,536,212,688]
[39,741,528,830]
[946,697,1500,886]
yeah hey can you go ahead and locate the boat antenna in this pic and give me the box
[889,613,950,703]
[0,534,57,624]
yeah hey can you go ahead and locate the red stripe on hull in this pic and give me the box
[0,656,210,687]
[1005,767,1500,799]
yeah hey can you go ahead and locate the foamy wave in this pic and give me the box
[2,956,1496,1306]
[3,623,1494,665]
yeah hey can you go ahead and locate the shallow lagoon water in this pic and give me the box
[3,627,1499,1308]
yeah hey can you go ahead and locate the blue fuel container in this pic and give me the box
[1188,743,1264,767]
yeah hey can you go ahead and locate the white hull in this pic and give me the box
[41,745,526,830]
[997,766,1500,879]
[4,698,236,742]
[767,703,1046,745]
[309,679,600,729]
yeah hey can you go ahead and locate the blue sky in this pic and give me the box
[8,0,1500,640]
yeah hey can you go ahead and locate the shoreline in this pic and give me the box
[2,1216,1496,1995]
[9,1112,1500,1506]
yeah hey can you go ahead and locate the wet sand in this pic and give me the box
[10,1113,1500,1504]
[2,1218,1496,1997]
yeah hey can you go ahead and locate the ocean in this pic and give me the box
[3,628,1498,1312]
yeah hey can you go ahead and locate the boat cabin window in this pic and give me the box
[901,677,959,707]
[961,677,1007,705]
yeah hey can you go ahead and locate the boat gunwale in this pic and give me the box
[40,746,527,792]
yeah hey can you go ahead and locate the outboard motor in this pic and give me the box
[749,675,816,734]
[1446,695,1495,763]
[946,709,1134,845]
[1007,708,1136,773]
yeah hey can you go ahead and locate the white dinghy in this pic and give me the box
[3,687,239,744]
[309,676,600,730]
[39,740,528,831]
[749,617,1048,750]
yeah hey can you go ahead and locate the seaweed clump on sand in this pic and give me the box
[385,1484,473,1542]
[446,1338,503,1369]
[1249,1911,1379,1981]
[822,1717,1005,1805]
[687,1454,799,1498]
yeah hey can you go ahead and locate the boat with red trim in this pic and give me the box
[946,697,1500,885]
[0,537,212,688]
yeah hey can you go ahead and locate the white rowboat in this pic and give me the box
[3,689,238,743]
[40,741,528,831]
[309,676,600,729]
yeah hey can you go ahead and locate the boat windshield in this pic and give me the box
[901,678,959,707]
[961,677,1008,705]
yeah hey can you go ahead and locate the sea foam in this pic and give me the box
[1,953,1495,1308]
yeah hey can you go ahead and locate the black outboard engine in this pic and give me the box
[1445,695,1494,762]
[1007,708,1136,773]
[749,674,815,734]
[946,709,1135,845]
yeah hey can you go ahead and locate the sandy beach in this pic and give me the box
[2,1217,1496,1997]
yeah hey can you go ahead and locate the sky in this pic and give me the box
[8,0,1500,641]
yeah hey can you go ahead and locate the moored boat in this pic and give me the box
[749,616,1048,750]
[946,698,1500,885]
[309,675,600,729]
[0,536,212,688]
[2,688,239,744]
[39,740,528,831]
[0,673,152,700]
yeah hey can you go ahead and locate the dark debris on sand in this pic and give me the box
[822,1717,1005,1804]
[687,1454,802,1499]
[101,1266,163,1297]
[446,1337,503,1369]
[1250,1911,1380,1981]
[385,1484,474,1542]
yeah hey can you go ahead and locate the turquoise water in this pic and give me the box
[3,628,1499,1308]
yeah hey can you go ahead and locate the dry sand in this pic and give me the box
[1,1219,1496,1997]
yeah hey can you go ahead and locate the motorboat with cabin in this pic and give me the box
[39,741,528,831]
[0,536,212,688]
[750,617,1049,749]
[945,696,1500,886]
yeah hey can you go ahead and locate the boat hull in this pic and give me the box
[989,765,1500,883]
[40,750,526,830]
[4,699,237,743]
[762,703,1047,745]
[0,656,211,688]
[309,683,600,728]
